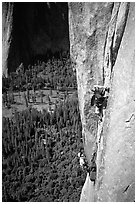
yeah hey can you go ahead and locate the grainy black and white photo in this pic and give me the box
[2,2,135,202]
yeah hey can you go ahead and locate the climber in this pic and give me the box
[88,152,97,184]
[78,152,85,169]
[91,85,109,119]
[78,151,89,171]
[78,150,97,185]
[88,161,97,185]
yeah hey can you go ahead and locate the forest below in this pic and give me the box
[2,53,86,202]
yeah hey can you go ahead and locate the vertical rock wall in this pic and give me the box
[2,3,14,77]
[68,2,135,202]
[96,3,135,201]
[69,2,113,163]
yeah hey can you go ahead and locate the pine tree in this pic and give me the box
[26,88,30,102]
[40,90,43,103]
[23,93,28,107]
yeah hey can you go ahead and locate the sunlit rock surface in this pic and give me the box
[69,2,134,202]
[96,3,135,201]
[2,3,13,77]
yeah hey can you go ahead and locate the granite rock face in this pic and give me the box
[2,3,14,77]
[69,2,135,202]
[2,2,69,74]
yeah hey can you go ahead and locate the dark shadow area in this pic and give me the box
[8,2,69,73]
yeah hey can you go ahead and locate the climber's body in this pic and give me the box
[91,85,109,120]
[78,151,97,185]
[78,152,88,170]
[87,161,96,185]
[78,152,85,169]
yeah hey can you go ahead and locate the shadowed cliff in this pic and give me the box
[2,2,69,75]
